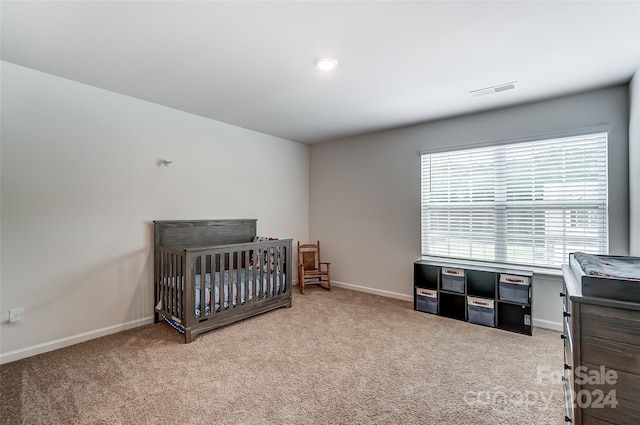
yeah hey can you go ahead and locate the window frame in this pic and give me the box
[420,128,610,270]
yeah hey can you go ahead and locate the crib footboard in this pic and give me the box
[155,239,292,343]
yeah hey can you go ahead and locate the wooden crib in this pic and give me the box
[154,219,292,343]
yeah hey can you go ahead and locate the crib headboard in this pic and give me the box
[154,219,257,248]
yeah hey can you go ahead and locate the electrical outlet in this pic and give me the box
[524,314,531,326]
[9,308,24,325]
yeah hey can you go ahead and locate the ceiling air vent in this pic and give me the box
[470,81,518,98]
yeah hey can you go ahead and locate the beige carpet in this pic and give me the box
[1,287,563,424]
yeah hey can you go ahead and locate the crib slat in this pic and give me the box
[237,250,242,305]
[167,252,171,316]
[208,253,214,316]
[221,253,227,311]
[173,253,179,317]
[173,253,177,314]
[168,252,172,314]
[228,252,233,309]
[274,245,279,295]
[166,254,175,314]
[162,251,167,315]
[238,251,243,305]
[183,253,194,327]
[278,246,283,294]
[198,255,204,319]
[281,246,286,293]
[282,246,287,293]
[158,251,163,313]
[263,248,268,299]
[231,251,237,309]
[231,251,236,308]
[216,254,220,312]
[255,249,261,301]
[251,249,256,302]
[155,250,160,320]
[212,253,218,313]
[272,247,277,296]
[269,247,275,298]
[174,253,179,317]
[175,252,184,320]
[265,247,271,298]
[243,249,249,305]
[263,248,269,299]
[259,248,264,299]
[164,252,170,316]
[228,253,232,309]
[225,252,230,310]
[165,252,170,316]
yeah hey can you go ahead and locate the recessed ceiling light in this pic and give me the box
[314,57,338,71]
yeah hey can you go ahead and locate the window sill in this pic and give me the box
[418,255,563,277]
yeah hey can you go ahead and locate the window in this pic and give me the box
[421,132,608,268]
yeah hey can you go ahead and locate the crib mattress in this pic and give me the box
[569,252,640,302]
[158,269,285,318]
[195,269,285,316]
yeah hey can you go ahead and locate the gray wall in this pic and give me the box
[309,85,630,330]
[0,61,309,362]
[630,69,640,256]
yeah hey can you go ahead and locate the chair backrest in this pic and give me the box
[298,241,322,271]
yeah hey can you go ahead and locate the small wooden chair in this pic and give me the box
[297,241,331,294]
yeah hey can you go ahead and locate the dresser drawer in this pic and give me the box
[582,397,640,425]
[582,336,640,376]
[580,304,640,346]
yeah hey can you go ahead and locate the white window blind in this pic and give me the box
[421,132,608,268]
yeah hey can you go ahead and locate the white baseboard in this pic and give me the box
[0,316,154,365]
[330,280,413,302]
[532,318,563,332]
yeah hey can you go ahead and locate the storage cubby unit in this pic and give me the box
[413,260,533,335]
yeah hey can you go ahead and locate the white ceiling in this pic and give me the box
[2,1,640,144]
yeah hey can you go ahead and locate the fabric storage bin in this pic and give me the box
[441,268,465,293]
[467,296,495,327]
[416,288,438,314]
[499,274,530,304]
